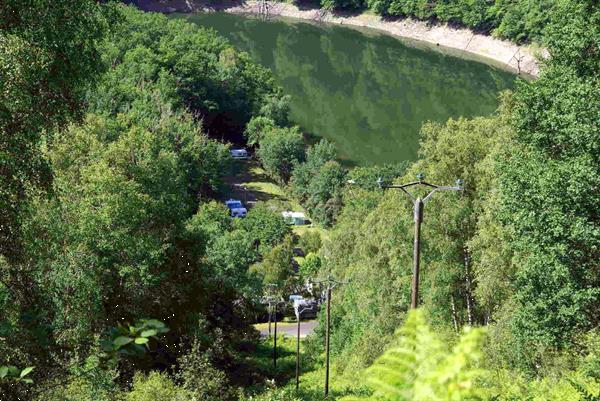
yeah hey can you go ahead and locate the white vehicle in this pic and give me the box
[230,148,249,160]
[282,211,306,225]
[225,199,247,218]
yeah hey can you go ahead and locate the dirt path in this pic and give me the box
[129,0,544,77]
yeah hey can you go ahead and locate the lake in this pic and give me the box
[180,12,517,166]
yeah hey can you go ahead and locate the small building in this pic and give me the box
[282,211,306,226]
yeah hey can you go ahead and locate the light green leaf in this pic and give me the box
[20,367,34,378]
[141,329,157,338]
[135,337,149,345]
[145,319,165,328]
[0,366,8,379]
[113,336,133,347]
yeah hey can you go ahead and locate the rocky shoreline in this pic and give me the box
[130,0,543,77]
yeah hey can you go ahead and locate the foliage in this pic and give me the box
[498,0,600,359]
[239,203,292,254]
[299,253,322,279]
[257,127,306,184]
[290,140,347,226]
[298,231,322,255]
[125,372,192,401]
[0,4,289,399]
[0,0,114,262]
[252,236,296,288]
[246,116,277,146]
[92,6,285,140]
[321,0,366,11]
[102,319,169,357]
[304,161,346,226]
[342,309,487,401]
[312,102,514,374]
[177,338,238,401]
[0,366,34,384]
[347,163,409,191]
[315,0,557,43]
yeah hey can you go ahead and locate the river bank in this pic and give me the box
[130,0,543,76]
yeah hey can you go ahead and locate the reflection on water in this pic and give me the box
[181,13,516,165]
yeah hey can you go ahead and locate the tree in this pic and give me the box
[252,236,296,288]
[291,139,337,201]
[290,140,346,226]
[0,0,113,263]
[245,116,276,146]
[305,161,346,226]
[238,203,291,254]
[499,0,600,356]
[257,127,305,184]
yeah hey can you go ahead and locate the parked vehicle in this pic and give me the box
[225,199,247,218]
[282,211,307,225]
[291,298,318,320]
[230,148,249,160]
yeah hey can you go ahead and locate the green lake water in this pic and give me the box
[181,12,517,166]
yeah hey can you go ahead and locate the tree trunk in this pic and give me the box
[451,294,459,333]
[464,247,474,326]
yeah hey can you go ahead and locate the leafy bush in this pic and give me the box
[177,339,238,401]
[298,252,322,279]
[321,0,366,11]
[125,372,192,401]
[298,231,322,254]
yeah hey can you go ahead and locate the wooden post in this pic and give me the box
[273,307,278,369]
[412,198,423,309]
[296,313,301,390]
[324,285,332,397]
[268,306,272,337]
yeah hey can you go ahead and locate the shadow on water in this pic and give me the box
[176,12,517,166]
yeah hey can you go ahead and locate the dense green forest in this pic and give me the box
[1,0,599,400]
[314,0,554,44]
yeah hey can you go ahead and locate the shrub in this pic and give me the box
[177,339,238,401]
[125,372,192,401]
[298,231,322,254]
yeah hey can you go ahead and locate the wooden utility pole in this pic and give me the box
[296,313,301,390]
[262,285,284,371]
[273,308,278,369]
[315,275,349,398]
[325,285,332,396]
[294,302,315,391]
[412,198,423,309]
[378,175,463,309]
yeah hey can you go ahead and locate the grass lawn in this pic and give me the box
[226,159,304,212]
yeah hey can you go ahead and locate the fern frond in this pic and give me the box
[364,310,488,401]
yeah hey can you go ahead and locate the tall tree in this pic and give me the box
[500,0,600,357]
[0,0,113,262]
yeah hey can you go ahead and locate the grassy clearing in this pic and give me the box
[227,159,304,212]
[291,225,329,241]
